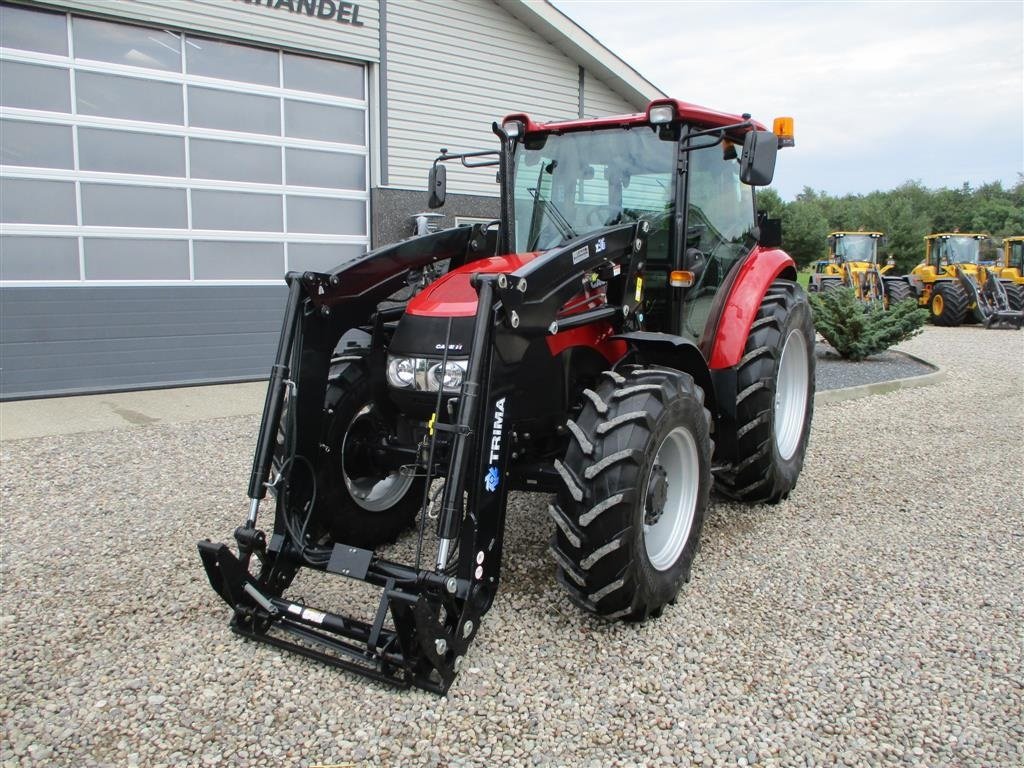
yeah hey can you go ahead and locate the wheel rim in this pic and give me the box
[932,293,944,316]
[774,329,809,461]
[643,426,700,571]
[341,405,414,512]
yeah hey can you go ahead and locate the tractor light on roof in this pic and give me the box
[502,119,524,139]
[773,116,795,148]
[648,105,675,125]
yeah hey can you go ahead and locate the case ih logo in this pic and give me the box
[238,0,365,27]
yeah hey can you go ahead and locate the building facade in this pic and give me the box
[0,0,662,398]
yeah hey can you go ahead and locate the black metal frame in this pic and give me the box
[198,213,651,693]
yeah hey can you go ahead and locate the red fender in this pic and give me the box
[708,247,797,370]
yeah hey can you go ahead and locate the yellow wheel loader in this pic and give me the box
[994,236,1024,311]
[808,231,911,307]
[903,233,1023,329]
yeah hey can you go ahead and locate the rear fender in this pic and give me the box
[706,247,796,370]
[613,331,715,414]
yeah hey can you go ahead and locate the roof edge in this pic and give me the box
[496,0,666,109]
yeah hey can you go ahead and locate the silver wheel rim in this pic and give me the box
[774,329,809,461]
[643,426,700,571]
[342,405,414,512]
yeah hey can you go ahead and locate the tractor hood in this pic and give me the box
[407,252,540,318]
[388,252,539,359]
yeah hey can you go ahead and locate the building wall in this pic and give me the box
[384,0,645,198]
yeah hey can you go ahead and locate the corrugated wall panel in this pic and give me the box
[386,0,583,195]
[584,71,642,119]
[0,286,288,399]
[31,0,381,63]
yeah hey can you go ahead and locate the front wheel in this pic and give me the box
[717,280,815,504]
[929,282,967,326]
[884,279,913,308]
[1003,283,1023,312]
[318,362,424,548]
[550,367,712,621]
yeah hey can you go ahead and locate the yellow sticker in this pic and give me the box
[428,412,436,436]
[634,276,643,303]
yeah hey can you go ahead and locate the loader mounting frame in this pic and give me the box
[198,219,651,693]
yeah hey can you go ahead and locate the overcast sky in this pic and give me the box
[550,0,1024,200]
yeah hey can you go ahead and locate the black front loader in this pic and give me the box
[198,220,652,693]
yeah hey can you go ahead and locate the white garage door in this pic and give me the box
[0,2,370,284]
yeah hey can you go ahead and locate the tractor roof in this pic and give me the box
[504,98,767,137]
[829,231,884,237]
[1002,235,1024,242]
[925,233,989,240]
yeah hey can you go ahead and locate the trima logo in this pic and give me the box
[488,397,505,464]
[484,466,500,493]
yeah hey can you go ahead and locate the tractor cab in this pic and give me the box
[998,236,1024,281]
[924,233,988,274]
[830,231,885,266]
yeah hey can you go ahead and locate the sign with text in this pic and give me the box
[238,0,365,27]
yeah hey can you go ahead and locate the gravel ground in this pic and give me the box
[815,343,933,391]
[2,325,1022,768]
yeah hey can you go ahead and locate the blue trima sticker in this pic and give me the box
[484,466,500,492]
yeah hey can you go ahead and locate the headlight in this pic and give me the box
[387,355,467,392]
[430,361,464,391]
[387,356,418,388]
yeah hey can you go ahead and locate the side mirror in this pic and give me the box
[739,130,778,186]
[428,163,446,209]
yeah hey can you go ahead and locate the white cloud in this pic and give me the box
[552,0,1023,197]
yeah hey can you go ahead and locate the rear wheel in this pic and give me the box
[550,367,711,621]
[929,282,967,326]
[717,280,815,504]
[820,277,843,293]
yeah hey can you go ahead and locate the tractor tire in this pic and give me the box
[885,279,913,308]
[717,280,815,504]
[929,282,967,326]
[550,366,712,621]
[317,361,424,548]
[820,277,843,292]
[1005,283,1024,312]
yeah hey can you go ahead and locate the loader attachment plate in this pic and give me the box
[198,540,481,694]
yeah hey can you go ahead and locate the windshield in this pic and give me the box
[834,235,878,263]
[512,128,674,252]
[1010,241,1023,270]
[932,236,982,265]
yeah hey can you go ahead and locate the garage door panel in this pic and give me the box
[190,138,282,184]
[0,179,77,225]
[78,128,186,176]
[81,184,188,229]
[0,60,71,112]
[0,120,75,169]
[188,86,280,135]
[76,70,183,124]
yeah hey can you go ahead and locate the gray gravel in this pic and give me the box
[2,326,1022,768]
[815,343,934,391]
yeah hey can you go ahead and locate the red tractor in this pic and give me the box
[199,99,814,693]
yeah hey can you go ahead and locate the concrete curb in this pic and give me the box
[814,350,945,405]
